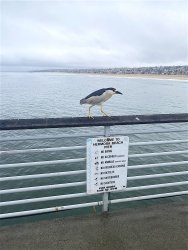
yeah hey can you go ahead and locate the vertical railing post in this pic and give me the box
[102,126,111,212]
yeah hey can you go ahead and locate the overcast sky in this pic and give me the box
[1,0,188,68]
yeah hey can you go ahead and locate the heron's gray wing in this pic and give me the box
[85,88,106,99]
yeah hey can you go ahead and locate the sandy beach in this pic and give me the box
[113,74,188,80]
[80,73,188,81]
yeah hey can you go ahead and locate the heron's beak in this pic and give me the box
[115,90,123,94]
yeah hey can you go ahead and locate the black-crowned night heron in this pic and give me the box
[80,87,122,118]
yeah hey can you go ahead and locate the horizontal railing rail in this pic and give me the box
[1,128,188,142]
[0,113,188,130]
[0,113,188,219]
[1,139,188,155]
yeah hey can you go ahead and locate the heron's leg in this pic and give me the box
[88,105,94,119]
[100,105,110,117]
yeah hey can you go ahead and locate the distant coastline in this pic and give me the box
[33,65,188,80]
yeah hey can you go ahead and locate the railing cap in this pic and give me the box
[0,113,188,130]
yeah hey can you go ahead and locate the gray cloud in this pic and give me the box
[1,0,188,68]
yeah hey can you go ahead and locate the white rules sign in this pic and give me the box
[87,136,129,194]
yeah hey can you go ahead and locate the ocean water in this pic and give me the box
[1,72,188,118]
[0,72,188,225]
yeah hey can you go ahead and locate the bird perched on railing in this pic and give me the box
[80,87,122,118]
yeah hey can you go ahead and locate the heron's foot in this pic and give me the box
[103,113,111,117]
[101,111,111,117]
[88,115,94,119]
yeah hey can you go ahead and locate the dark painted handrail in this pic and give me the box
[0,113,188,130]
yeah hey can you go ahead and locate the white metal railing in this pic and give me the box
[0,124,188,219]
[1,139,188,155]
[1,129,188,142]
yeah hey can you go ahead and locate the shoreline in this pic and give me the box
[76,73,188,80]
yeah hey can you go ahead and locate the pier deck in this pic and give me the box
[0,202,187,250]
